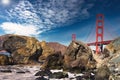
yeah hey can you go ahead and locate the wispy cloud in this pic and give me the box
[0,0,94,37]
[34,0,93,26]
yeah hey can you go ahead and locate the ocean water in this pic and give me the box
[0,65,86,80]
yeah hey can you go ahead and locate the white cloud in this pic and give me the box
[0,0,94,38]
[7,0,42,26]
[0,22,41,36]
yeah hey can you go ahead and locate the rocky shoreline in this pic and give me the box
[0,34,120,80]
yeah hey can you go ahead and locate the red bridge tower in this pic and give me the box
[72,34,76,41]
[96,14,104,53]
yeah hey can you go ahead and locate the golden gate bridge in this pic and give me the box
[72,14,114,54]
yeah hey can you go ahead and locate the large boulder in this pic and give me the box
[0,54,9,65]
[2,35,42,64]
[39,41,55,61]
[64,41,96,73]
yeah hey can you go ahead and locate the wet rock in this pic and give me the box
[49,72,68,79]
[0,54,9,65]
[64,41,96,73]
[0,69,12,73]
[35,76,48,80]
[2,35,42,64]
[35,69,52,76]
[16,70,25,74]
[75,76,82,80]
[95,65,111,80]
[42,51,64,69]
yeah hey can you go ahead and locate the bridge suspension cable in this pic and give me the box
[86,21,96,43]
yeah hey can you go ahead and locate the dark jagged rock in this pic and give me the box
[41,51,64,69]
[16,70,25,74]
[1,34,42,64]
[49,72,68,79]
[35,76,48,80]
[0,69,12,73]
[35,69,52,76]
[64,41,96,73]
[95,65,111,80]
[75,76,82,80]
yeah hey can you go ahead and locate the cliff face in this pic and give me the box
[47,42,67,55]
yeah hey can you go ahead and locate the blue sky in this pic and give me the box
[0,0,120,45]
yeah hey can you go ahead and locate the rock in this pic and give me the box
[49,72,68,79]
[2,35,42,64]
[39,41,55,61]
[41,51,64,69]
[0,34,12,50]
[92,53,110,68]
[0,69,12,73]
[8,56,14,65]
[0,54,9,65]
[75,76,82,80]
[103,37,120,59]
[35,69,52,76]
[109,74,120,80]
[16,70,25,74]
[102,37,120,66]
[64,41,96,73]
[95,65,111,80]
[35,76,48,80]
[47,42,67,55]
[104,37,120,55]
